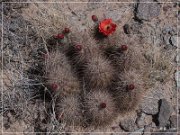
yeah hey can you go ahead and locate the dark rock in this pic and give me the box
[123,24,130,34]
[169,36,178,47]
[158,99,173,127]
[135,0,161,21]
[169,115,177,128]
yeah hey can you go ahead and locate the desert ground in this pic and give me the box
[0,0,179,134]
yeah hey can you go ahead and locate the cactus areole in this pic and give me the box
[51,83,58,90]
[74,44,82,52]
[54,34,64,39]
[100,102,107,109]
[63,28,70,34]
[120,45,128,51]
[126,84,135,90]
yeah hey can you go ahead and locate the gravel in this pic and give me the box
[157,99,173,127]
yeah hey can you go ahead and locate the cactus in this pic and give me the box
[66,36,115,89]
[83,52,115,89]
[42,15,151,130]
[110,70,144,113]
[55,95,83,126]
[83,90,117,127]
[45,51,81,97]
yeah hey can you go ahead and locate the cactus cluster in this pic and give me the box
[43,15,147,128]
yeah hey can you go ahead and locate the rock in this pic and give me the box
[111,125,124,132]
[162,27,178,47]
[105,9,122,21]
[169,115,177,128]
[10,3,29,9]
[9,20,19,32]
[175,54,179,64]
[175,71,180,88]
[136,113,152,128]
[120,118,137,132]
[136,113,146,128]
[87,0,104,10]
[151,133,176,135]
[149,71,168,83]
[123,21,143,35]
[170,36,178,47]
[143,124,155,133]
[162,27,176,36]
[128,128,144,135]
[123,24,130,34]
[135,0,161,21]
[158,99,173,127]
[163,35,171,45]
[140,89,164,115]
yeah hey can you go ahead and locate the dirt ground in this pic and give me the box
[0,0,179,134]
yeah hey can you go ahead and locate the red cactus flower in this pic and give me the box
[63,28,70,34]
[126,84,135,91]
[51,83,59,90]
[100,102,107,109]
[99,19,117,36]
[74,44,82,52]
[120,45,128,51]
[92,15,98,22]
